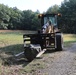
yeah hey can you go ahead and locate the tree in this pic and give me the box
[46,5,59,14]
[59,0,76,33]
[20,10,41,30]
[7,7,22,29]
[0,4,10,29]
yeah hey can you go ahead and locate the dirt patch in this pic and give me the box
[0,30,36,33]
[35,43,76,75]
[0,30,25,32]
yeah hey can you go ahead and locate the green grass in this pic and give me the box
[0,31,24,75]
[63,34,76,47]
[0,30,43,75]
[0,31,24,55]
[0,31,76,75]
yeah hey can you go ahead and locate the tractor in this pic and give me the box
[23,13,63,61]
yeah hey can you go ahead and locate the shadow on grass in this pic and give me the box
[0,44,65,67]
[0,44,31,67]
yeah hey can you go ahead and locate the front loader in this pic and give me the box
[23,13,63,61]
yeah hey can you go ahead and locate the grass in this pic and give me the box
[0,32,24,55]
[63,34,76,47]
[0,30,76,75]
[0,30,44,75]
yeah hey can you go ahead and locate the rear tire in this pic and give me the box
[55,33,63,51]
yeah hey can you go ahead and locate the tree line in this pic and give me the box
[0,5,41,30]
[0,0,76,33]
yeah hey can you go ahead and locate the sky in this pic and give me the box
[0,0,64,13]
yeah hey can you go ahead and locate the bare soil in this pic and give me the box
[0,30,36,33]
[34,43,76,75]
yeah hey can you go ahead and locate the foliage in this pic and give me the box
[46,5,59,14]
[0,0,76,33]
[59,0,76,33]
[0,4,41,30]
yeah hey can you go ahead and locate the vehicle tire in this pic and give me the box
[55,33,63,51]
[24,44,41,61]
[24,47,38,61]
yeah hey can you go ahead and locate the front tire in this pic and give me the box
[55,33,63,51]
[24,47,38,61]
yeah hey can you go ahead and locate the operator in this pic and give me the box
[42,21,49,33]
[42,21,54,33]
[46,21,54,33]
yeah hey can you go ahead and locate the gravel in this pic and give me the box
[36,43,76,75]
